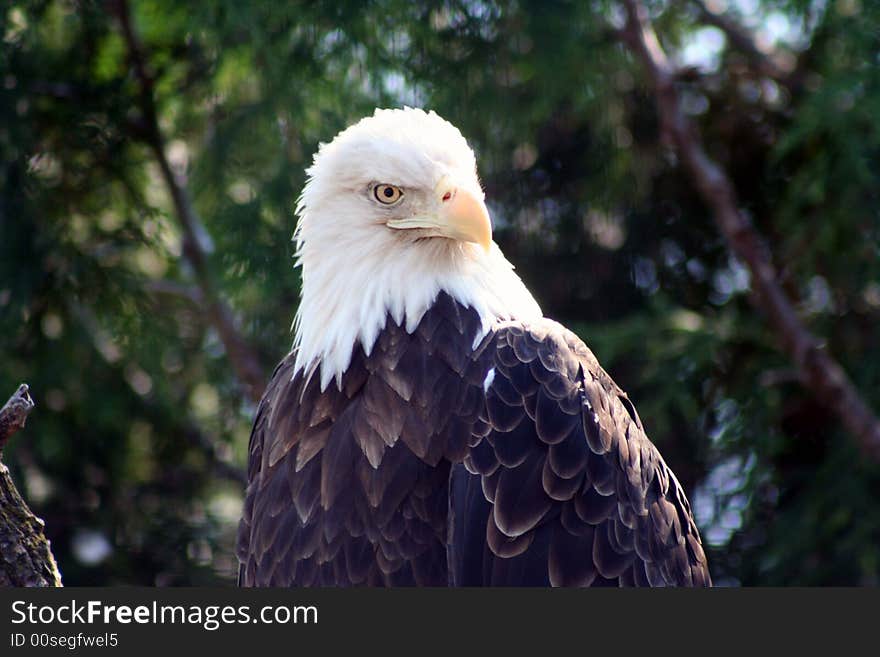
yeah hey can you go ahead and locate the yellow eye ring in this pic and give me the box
[373,184,403,205]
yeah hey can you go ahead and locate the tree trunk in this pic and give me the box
[0,384,62,587]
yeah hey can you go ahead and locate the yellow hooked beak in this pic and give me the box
[385,180,492,252]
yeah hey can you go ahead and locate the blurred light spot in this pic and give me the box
[755,31,774,54]
[209,491,244,524]
[41,313,63,339]
[693,453,754,548]
[27,153,62,185]
[710,258,750,305]
[632,257,658,294]
[711,272,734,304]
[203,327,226,359]
[159,221,182,258]
[167,139,189,177]
[95,332,122,363]
[125,365,153,396]
[228,180,255,204]
[190,383,220,418]
[804,275,834,314]
[729,258,750,289]
[761,79,782,106]
[132,247,168,278]
[97,210,124,232]
[511,143,537,170]
[679,27,726,71]
[430,7,452,30]
[24,465,53,504]
[863,282,880,308]
[584,210,625,250]
[72,529,113,566]
[764,12,794,44]
[4,8,28,44]
[0,289,9,307]
[687,258,707,282]
[382,71,411,98]
[670,309,704,332]
[735,0,760,17]
[143,219,158,239]
[709,399,740,443]
[260,204,282,227]
[515,206,543,238]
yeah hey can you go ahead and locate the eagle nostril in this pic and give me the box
[441,190,453,202]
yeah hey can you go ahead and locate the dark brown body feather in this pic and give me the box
[236,293,711,587]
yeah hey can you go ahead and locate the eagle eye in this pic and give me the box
[373,184,403,205]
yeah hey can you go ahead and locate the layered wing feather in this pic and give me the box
[238,295,710,587]
[237,293,490,586]
[450,319,711,587]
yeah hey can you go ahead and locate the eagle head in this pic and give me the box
[293,107,541,389]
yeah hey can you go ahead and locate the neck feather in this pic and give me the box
[292,232,542,390]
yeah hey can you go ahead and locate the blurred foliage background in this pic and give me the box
[1,0,878,586]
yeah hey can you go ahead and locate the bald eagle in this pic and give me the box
[236,108,711,587]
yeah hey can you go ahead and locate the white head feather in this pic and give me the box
[292,107,542,390]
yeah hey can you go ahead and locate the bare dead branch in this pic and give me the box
[109,0,266,404]
[619,0,880,459]
[0,386,63,586]
[0,384,35,456]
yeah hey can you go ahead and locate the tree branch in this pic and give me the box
[0,385,63,586]
[109,0,266,404]
[618,0,880,459]
[0,384,35,458]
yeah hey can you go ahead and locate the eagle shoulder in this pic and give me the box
[454,318,711,587]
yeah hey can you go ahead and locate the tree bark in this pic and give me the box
[0,385,63,587]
